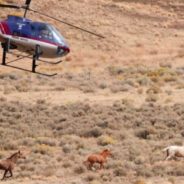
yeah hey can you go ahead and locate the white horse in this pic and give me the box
[163,145,184,161]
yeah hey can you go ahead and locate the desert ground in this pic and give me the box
[0,0,184,184]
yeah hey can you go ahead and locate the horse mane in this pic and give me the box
[8,152,18,159]
[100,149,109,155]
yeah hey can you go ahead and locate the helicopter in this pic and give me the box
[0,0,104,76]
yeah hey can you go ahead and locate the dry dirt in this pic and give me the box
[0,0,184,184]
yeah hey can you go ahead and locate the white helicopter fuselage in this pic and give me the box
[0,33,61,58]
[0,16,70,59]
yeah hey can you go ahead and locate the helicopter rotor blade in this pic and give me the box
[24,0,32,17]
[25,0,32,6]
[0,2,104,38]
[0,4,21,9]
[28,8,105,38]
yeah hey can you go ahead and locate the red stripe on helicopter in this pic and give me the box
[0,23,5,34]
[1,22,11,34]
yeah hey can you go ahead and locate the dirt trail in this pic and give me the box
[0,87,184,107]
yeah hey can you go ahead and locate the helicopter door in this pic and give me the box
[12,22,29,37]
[12,25,22,36]
[12,30,21,36]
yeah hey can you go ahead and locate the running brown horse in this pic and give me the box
[84,149,112,170]
[0,150,26,180]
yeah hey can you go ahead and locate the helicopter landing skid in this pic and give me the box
[38,59,63,65]
[1,42,57,77]
[8,51,63,65]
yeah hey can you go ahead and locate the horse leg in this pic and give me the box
[84,161,91,170]
[89,162,93,170]
[99,163,104,170]
[164,150,169,160]
[9,169,13,178]
[165,155,173,161]
[1,170,8,180]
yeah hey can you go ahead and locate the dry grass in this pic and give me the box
[134,178,147,184]
[0,0,184,183]
[0,92,183,183]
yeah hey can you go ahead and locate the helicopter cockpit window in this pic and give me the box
[38,25,53,40]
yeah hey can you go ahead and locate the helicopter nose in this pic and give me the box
[57,46,70,56]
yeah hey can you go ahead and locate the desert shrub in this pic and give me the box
[54,86,65,91]
[18,171,32,178]
[85,173,98,182]
[36,137,57,147]
[119,132,128,141]
[33,144,54,156]
[152,164,166,176]
[3,141,18,150]
[135,129,150,139]
[128,144,149,163]
[159,62,172,68]
[100,172,113,182]
[3,85,16,94]
[74,165,86,174]
[134,156,146,165]
[136,166,153,177]
[149,149,163,164]
[181,131,184,137]
[0,97,7,102]
[110,83,132,93]
[145,94,158,102]
[98,82,107,89]
[59,135,84,152]
[106,159,122,169]
[147,68,170,77]
[62,160,72,168]
[97,135,116,146]
[84,126,102,138]
[113,167,127,176]
[36,99,46,105]
[42,166,56,177]
[0,152,5,159]
[167,165,184,176]
[97,121,108,128]
[137,77,151,86]
[20,137,35,147]
[146,85,162,94]
[72,110,85,117]
[108,66,124,76]
[15,80,30,92]
[163,75,177,82]
[62,144,73,154]
[137,88,144,94]
[20,163,35,172]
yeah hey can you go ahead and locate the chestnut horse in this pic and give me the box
[84,149,112,170]
[0,150,25,180]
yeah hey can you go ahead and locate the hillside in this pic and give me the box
[0,0,184,184]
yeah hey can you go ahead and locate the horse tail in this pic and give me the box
[162,147,169,152]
